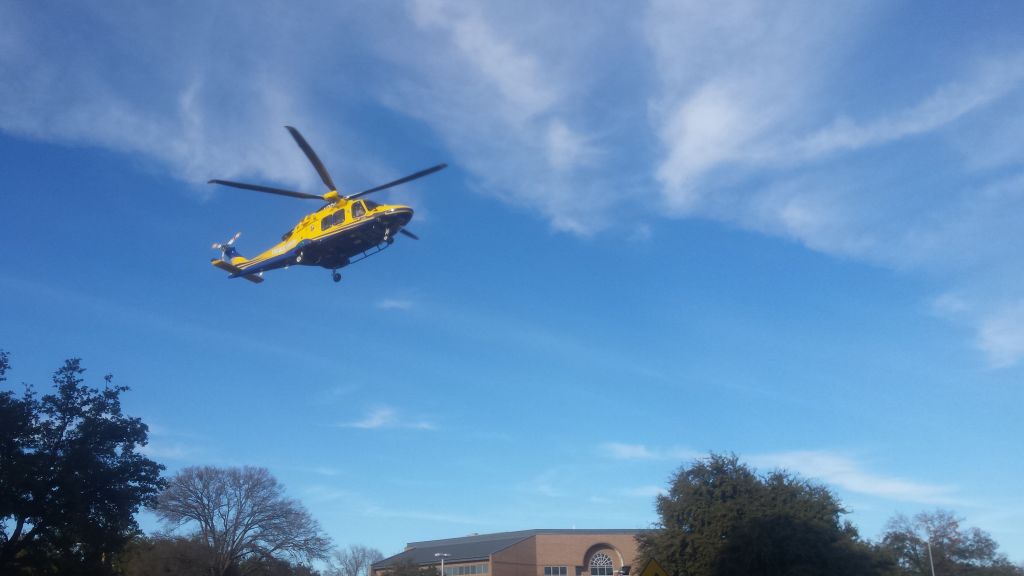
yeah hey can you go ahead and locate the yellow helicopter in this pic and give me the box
[208,126,446,283]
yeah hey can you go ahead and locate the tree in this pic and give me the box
[118,535,322,576]
[118,534,213,575]
[0,353,166,575]
[881,510,1023,576]
[637,452,889,576]
[155,465,332,576]
[329,544,384,576]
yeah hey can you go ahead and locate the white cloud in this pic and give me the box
[140,441,200,461]
[377,298,415,311]
[545,120,597,171]
[751,451,959,505]
[976,302,1024,368]
[642,1,1024,367]
[621,485,667,498]
[0,2,379,195]
[789,57,1024,161]
[6,1,1024,366]
[378,0,636,235]
[602,444,960,506]
[410,0,556,122]
[603,443,659,460]
[363,504,482,525]
[337,407,435,430]
[601,442,700,461]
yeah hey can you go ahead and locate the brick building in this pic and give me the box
[371,530,641,576]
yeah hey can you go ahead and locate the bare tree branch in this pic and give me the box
[155,466,332,576]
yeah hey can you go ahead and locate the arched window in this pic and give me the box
[590,553,613,576]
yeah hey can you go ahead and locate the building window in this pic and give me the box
[590,554,613,576]
[444,564,489,576]
[545,567,568,576]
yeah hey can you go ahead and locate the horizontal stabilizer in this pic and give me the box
[211,259,264,283]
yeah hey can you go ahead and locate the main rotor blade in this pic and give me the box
[208,179,324,200]
[399,228,419,240]
[346,163,448,200]
[285,126,337,192]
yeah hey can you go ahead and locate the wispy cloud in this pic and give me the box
[520,468,570,498]
[362,504,483,525]
[975,302,1024,369]
[752,451,960,505]
[600,444,959,506]
[601,442,700,461]
[6,1,1024,367]
[621,485,667,498]
[787,57,1024,161]
[379,0,637,234]
[141,441,202,461]
[376,298,415,311]
[336,406,435,430]
[139,422,207,462]
[642,1,1024,366]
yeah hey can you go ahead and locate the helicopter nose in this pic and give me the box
[384,207,414,226]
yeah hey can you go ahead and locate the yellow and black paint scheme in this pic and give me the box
[211,197,413,282]
[208,125,444,283]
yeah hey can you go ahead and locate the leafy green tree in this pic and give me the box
[0,353,166,575]
[882,510,1023,576]
[637,453,889,576]
[155,465,332,576]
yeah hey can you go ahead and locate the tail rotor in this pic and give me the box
[212,232,242,260]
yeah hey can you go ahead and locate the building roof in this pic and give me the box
[373,530,642,570]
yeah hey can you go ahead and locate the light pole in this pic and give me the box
[435,552,450,576]
[926,540,936,576]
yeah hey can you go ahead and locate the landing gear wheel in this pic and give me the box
[332,271,341,283]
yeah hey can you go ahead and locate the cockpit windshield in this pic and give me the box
[364,200,380,210]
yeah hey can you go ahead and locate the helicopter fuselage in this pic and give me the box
[216,199,413,280]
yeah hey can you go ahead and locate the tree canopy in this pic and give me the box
[0,353,166,575]
[637,453,888,576]
[329,544,385,576]
[118,535,323,576]
[155,465,332,576]
[881,510,1023,576]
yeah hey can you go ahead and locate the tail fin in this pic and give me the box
[211,232,263,283]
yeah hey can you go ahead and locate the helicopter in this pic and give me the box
[208,126,446,283]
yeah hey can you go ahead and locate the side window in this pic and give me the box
[351,201,366,219]
[321,209,346,230]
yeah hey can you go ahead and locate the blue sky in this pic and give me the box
[2,0,1023,563]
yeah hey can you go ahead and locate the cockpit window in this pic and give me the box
[364,200,380,210]
[351,201,366,218]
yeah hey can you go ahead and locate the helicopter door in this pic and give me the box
[351,201,366,219]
